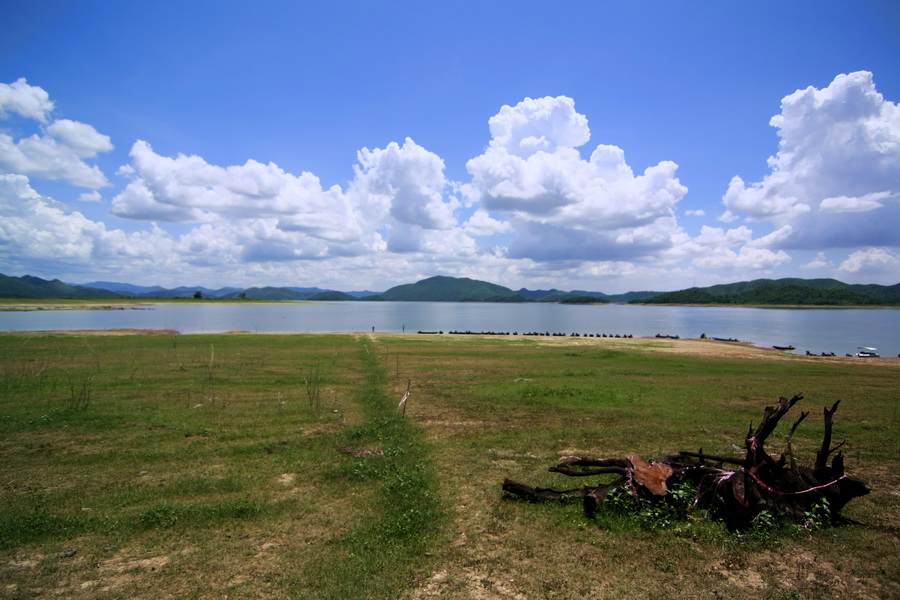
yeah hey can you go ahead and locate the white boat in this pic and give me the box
[855,346,880,357]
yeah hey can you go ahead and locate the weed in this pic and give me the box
[801,497,832,531]
[305,363,322,417]
[0,512,94,549]
[206,343,215,379]
[592,486,693,532]
[66,370,93,410]
[139,499,262,529]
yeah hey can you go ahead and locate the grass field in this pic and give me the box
[1,331,898,599]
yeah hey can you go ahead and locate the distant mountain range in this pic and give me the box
[74,280,376,300]
[0,272,898,306]
[0,274,122,299]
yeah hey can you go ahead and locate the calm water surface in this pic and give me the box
[1,302,897,357]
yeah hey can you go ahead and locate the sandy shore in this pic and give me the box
[0,304,152,311]
[4,328,896,365]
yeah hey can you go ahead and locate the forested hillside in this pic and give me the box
[634,279,900,305]
[364,276,526,302]
[0,274,120,299]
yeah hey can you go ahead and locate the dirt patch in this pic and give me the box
[254,539,282,559]
[615,337,897,365]
[708,548,878,598]
[0,304,152,312]
[277,473,296,486]
[412,568,527,599]
[298,423,343,438]
[6,557,40,569]
[712,560,766,591]
[100,553,171,573]
[79,553,174,593]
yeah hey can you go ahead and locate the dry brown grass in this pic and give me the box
[376,334,899,600]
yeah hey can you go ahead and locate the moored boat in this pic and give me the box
[855,346,879,357]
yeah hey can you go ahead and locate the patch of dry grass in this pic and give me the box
[380,334,899,600]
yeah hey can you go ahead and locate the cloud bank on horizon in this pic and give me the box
[1,71,899,292]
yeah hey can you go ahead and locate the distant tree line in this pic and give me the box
[559,295,611,304]
[634,282,899,306]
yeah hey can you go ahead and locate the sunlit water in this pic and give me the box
[1,302,897,357]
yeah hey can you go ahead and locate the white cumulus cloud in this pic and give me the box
[801,251,831,269]
[464,209,513,237]
[77,190,103,203]
[0,125,113,189]
[722,71,900,249]
[0,80,113,188]
[487,95,590,158]
[466,96,687,263]
[693,245,792,271]
[819,191,892,213]
[348,138,459,248]
[0,173,171,273]
[746,225,794,249]
[694,225,754,247]
[112,137,471,261]
[837,247,900,284]
[0,78,54,122]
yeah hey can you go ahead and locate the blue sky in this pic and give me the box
[1,1,899,293]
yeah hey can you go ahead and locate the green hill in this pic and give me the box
[634,278,900,306]
[365,276,526,302]
[0,274,122,299]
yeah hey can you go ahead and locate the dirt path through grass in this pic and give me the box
[288,336,444,599]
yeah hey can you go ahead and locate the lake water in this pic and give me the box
[0,302,897,357]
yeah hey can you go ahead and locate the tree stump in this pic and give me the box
[501,395,870,528]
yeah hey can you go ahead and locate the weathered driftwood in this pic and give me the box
[502,395,870,528]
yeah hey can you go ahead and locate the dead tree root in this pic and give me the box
[501,395,870,529]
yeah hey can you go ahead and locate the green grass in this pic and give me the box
[0,332,898,599]
[289,339,444,599]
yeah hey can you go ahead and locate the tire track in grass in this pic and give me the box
[300,338,444,599]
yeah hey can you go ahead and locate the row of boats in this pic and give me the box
[417,329,884,357]
[418,330,636,338]
[775,345,881,357]
[708,335,881,357]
